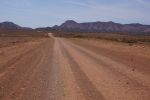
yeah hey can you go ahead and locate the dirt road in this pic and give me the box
[0,34,150,100]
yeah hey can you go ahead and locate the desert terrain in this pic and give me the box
[0,33,150,100]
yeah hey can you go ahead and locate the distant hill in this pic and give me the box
[0,22,47,37]
[35,27,56,32]
[52,20,150,34]
[0,21,32,30]
[0,21,23,30]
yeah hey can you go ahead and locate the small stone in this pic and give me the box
[132,68,135,71]
[126,82,129,84]
[21,87,25,90]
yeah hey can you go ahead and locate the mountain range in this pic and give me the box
[1,20,150,34]
[52,20,150,33]
[0,22,46,37]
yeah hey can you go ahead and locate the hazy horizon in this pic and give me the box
[0,0,150,28]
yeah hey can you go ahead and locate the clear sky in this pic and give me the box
[0,0,150,28]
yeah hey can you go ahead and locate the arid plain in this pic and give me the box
[0,33,150,100]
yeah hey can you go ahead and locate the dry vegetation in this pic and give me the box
[53,32,150,45]
[0,29,49,50]
[0,29,48,37]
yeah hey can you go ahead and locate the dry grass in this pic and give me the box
[0,29,49,48]
[0,29,48,37]
[53,32,150,45]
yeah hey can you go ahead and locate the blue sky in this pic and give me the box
[0,0,150,28]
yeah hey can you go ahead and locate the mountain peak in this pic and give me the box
[64,20,78,24]
[1,21,19,26]
[60,20,79,28]
[0,21,21,29]
[2,21,15,24]
[107,21,115,23]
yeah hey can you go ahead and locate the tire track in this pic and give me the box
[53,38,86,100]
[0,39,54,100]
[65,39,150,89]
[58,39,106,100]
[59,38,150,100]
[0,40,50,100]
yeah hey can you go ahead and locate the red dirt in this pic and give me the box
[0,34,150,100]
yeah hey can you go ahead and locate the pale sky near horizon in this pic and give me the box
[0,0,150,28]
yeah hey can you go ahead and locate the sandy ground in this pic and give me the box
[0,34,150,100]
